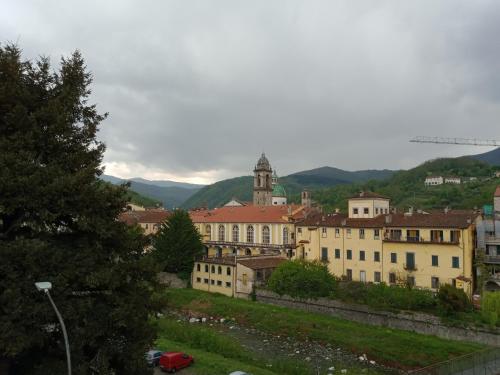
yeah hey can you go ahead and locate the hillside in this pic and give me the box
[309,157,500,212]
[181,167,395,209]
[100,175,202,208]
[471,147,500,166]
[125,189,162,207]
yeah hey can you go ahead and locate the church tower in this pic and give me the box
[253,153,273,206]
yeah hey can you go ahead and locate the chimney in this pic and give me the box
[335,208,340,214]
[444,207,450,214]
[385,214,392,224]
[322,215,326,222]
[341,219,347,226]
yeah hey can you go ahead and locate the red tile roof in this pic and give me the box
[189,205,308,224]
[237,257,286,270]
[495,186,500,197]
[118,210,170,225]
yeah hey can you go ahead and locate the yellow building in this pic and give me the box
[296,192,478,295]
[118,209,170,236]
[192,255,285,298]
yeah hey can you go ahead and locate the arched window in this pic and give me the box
[283,227,289,244]
[218,266,222,275]
[211,265,215,273]
[232,225,239,242]
[205,225,211,241]
[227,267,231,276]
[218,225,225,241]
[262,225,270,244]
[245,248,252,256]
[247,225,254,243]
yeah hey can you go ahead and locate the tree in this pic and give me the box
[437,284,472,316]
[153,209,204,280]
[0,44,160,374]
[267,260,336,299]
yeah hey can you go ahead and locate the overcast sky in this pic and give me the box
[2,1,500,184]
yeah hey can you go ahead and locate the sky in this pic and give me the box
[2,1,500,185]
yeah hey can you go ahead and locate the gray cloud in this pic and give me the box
[2,0,500,183]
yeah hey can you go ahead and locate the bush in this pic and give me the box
[481,292,500,326]
[437,284,472,315]
[267,260,336,299]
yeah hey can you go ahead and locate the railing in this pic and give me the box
[407,347,500,375]
[485,235,500,245]
[384,236,459,245]
[204,240,295,249]
[484,255,500,264]
[403,263,418,271]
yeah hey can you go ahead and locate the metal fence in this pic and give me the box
[407,348,500,375]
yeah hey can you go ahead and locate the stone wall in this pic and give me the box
[157,272,187,288]
[255,289,500,347]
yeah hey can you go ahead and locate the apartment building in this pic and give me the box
[295,192,478,295]
[118,208,170,235]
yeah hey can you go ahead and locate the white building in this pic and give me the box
[445,176,461,185]
[424,176,444,186]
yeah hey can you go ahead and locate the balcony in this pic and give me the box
[484,255,500,264]
[383,235,459,245]
[204,240,295,250]
[485,235,500,245]
[403,263,418,271]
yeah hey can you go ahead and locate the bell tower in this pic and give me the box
[253,153,273,206]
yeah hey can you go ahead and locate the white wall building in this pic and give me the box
[425,176,444,186]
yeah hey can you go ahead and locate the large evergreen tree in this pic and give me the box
[153,210,204,280]
[0,44,160,374]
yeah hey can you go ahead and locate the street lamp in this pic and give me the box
[35,282,72,375]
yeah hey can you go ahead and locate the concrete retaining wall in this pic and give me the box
[255,289,500,347]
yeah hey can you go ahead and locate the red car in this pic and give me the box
[159,352,194,373]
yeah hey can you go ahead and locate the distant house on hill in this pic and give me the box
[424,176,444,186]
[444,176,461,184]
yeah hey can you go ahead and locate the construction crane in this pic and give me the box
[410,136,500,147]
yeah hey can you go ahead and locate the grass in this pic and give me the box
[165,288,486,370]
[154,317,385,375]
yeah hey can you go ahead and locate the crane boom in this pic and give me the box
[410,136,500,147]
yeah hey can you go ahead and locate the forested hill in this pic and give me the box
[308,157,500,212]
[181,167,395,209]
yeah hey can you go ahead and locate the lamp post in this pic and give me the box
[35,282,72,375]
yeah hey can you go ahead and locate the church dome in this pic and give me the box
[255,153,271,171]
[272,183,287,198]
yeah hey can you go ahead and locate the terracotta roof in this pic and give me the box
[189,205,307,224]
[495,186,500,197]
[118,210,170,225]
[298,212,478,229]
[349,191,389,200]
[237,257,286,270]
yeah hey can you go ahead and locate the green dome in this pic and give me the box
[272,183,287,198]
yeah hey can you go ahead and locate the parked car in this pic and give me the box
[159,352,194,373]
[145,350,163,367]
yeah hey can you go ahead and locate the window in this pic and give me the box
[364,207,369,215]
[247,225,254,243]
[242,273,248,286]
[452,256,460,269]
[431,277,440,289]
[405,252,416,270]
[262,226,270,244]
[430,230,444,243]
[283,227,289,244]
[353,208,359,215]
[407,276,415,287]
[335,228,340,238]
[450,230,461,243]
[211,265,215,273]
[197,264,200,271]
[204,278,209,284]
[374,251,380,262]
[390,253,397,263]
[335,249,341,259]
[211,279,215,285]
[217,280,222,286]
[321,247,328,261]
[297,227,302,234]
[218,266,222,275]
[232,225,239,242]
[346,229,352,238]
[359,229,365,239]
[218,224,225,241]
[226,282,231,288]
[145,223,149,229]
[375,208,379,215]
[205,225,211,240]
[407,229,420,242]
[374,229,380,240]
[432,255,439,267]
[359,250,365,261]
[360,271,366,282]
[347,249,352,260]
[374,272,381,283]
[196,277,201,283]
[205,264,209,272]
[227,267,231,276]
[346,269,352,281]
[322,227,327,237]
[389,273,396,284]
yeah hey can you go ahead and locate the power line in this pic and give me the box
[409,136,500,147]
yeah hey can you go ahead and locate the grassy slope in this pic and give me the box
[165,289,485,370]
[125,189,162,207]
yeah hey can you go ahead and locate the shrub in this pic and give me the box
[437,284,472,315]
[267,260,336,299]
[481,292,500,326]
